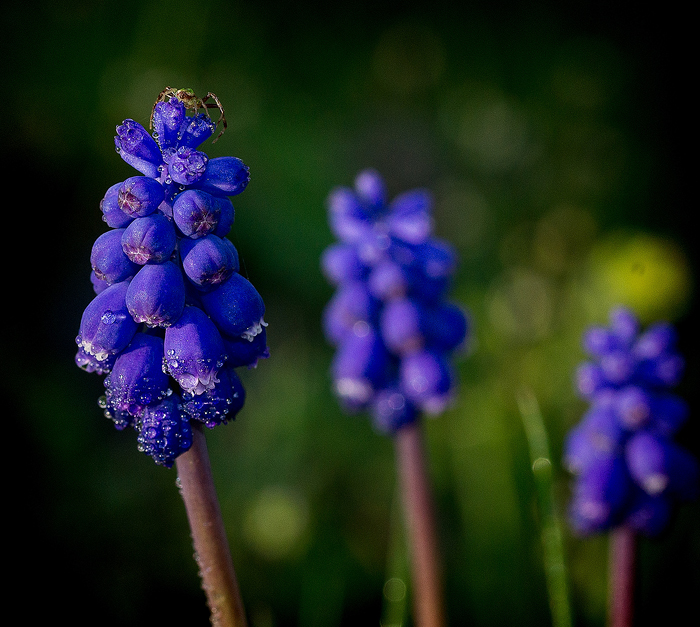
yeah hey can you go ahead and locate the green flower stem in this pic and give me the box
[176,424,248,627]
[608,525,636,627]
[395,420,447,627]
[517,389,573,627]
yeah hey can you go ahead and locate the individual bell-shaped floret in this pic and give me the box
[353,169,386,216]
[563,404,625,475]
[399,349,455,415]
[178,113,217,149]
[114,119,164,178]
[423,302,469,353]
[386,189,433,244]
[90,228,139,285]
[327,185,374,244]
[625,431,699,500]
[118,176,165,218]
[163,305,228,396]
[152,98,186,150]
[322,281,378,346]
[103,333,170,430]
[223,328,269,368]
[613,386,652,429]
[76,281,139,364]
[321,242,366,286]
[126,261,186,327]
[164,146,208,186]
[331,327,389,411]
[367,258,408,300]
[194,156,250,197]
[121,213,177,265]
[568,455,631,535]
[380,298,424,355]
[180,234,239,290]
[405,239,457,300]
[201,272,266,340]
[100,182,133,228]
[633,322,677,360]
[173,189,221,238]
[371,387,418,434]
[137,395,193,468]
[182,366,246,428]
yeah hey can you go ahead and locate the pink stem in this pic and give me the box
[608,525,636,627]
[395,421,447,627]
[176,424,248,627]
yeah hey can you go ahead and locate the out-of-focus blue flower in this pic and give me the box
[565,306,698,535]
[76,89,267,466]
[322,169,469,434]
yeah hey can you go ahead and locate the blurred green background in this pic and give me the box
[2,1,697,625]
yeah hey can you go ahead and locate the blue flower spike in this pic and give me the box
[565,306,698,536]
[322,169,469,434]
[76,88,266,467]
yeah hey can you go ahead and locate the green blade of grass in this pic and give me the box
[517,388,573,627]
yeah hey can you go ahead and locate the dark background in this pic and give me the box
[2,1,696,625]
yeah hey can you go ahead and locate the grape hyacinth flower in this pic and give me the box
[76,88,266,627]
[565,306,697,536]
[564,307,698,627]
[322,170,470,627]
[77,91,268,467]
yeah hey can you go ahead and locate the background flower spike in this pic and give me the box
[322,169,469,627]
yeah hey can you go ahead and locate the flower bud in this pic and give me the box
[115,119,163,178]
[331,328,389,411]
[371,388,418,434]
[91,228,139,284]
[194,156,250,197]
[103,333,170,429]
[166,146,208,186]
[125,261,186,327]
[163,305,228,396]
[121,213,177,265]
[180,234,239,290]
[137,395,193,468]
[223,328,269,368]
[321,242,366,286]
[118,176,165,218]
[178,113,216,149]
[152,99,186,149]
[173,189,219,238]
[201,273,266,340]
[100,182,133,228]
[569,455,630,535]
[182,366,245,428]
[77,281,139,363]
[387,189,433,244]
[399,349,454,415]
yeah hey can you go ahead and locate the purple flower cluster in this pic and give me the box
[75,94,268,467]
[565,307,698,535]
[322,170,468,434]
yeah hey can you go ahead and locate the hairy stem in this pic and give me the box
[176,424,248,627]
[395,420,447,627]
[608,525,636,627]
